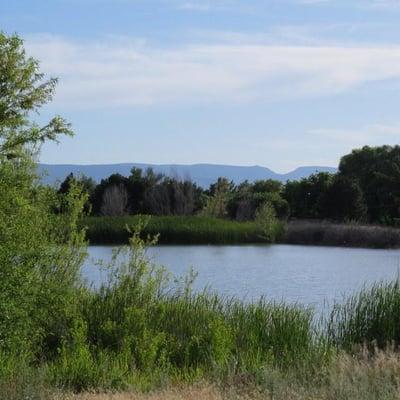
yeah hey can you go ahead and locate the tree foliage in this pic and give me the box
[339,145,400,223]
[0,33,86,359]
[0,33,72,160]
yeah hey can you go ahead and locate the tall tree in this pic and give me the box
[284,173,333,219]
[339,145,400,223]
[0,33,86,356]
[321,175,367,222]
[0,33,72,159]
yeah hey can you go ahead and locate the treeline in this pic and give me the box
[58,145,400,225]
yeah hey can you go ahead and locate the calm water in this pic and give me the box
[84,245,400,312]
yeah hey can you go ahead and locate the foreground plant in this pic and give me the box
[0,31,87,383]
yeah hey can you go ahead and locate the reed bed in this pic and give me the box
[82,216,263,245]
[328,280,400,350]
[284,220,400,248]
[83,216,400,248]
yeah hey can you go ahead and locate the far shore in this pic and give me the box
[82,216,400,249]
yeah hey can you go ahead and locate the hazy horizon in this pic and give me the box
[38,160,338,172]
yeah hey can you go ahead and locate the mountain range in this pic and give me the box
[38,163,338,188]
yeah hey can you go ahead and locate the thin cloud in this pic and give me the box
[177,2,212,11]
[310,124,400,146]
[174,0,241,11]
[26,35,400,109]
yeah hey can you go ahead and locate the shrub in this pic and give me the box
[254,202,285,243]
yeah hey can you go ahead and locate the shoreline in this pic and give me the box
[82,216,400,249]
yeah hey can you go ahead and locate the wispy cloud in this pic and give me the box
[26,34,400,109]
[309,123,400,146]
[176,2,214,11]
[174,0,241,12]
[367,0,400,9]
[292,0,400,9]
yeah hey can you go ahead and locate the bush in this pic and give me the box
[254,202,285,243]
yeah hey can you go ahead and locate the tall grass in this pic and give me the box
[82,215,265,245]
[61,229,319,391]
[328,281,400,350]
[53,350,400,400]
[4,223,400,396]
[83,216,400,248]
[284,220,400,249]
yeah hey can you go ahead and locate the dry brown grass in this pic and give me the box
[63,386,224,400]
[285,220,400,248]
[61,350,400,400]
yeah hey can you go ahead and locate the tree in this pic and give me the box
[100,184,129,216]
[127,167,146,214]
[58,173,96,213]
[0,33,72,160]
[321,176,367,222]
[0,33,86,358]
[228,179,289,221]
[254,202,283,242]
[91,173,129,215]
[284,173,334,219]
[339,145,400,223]
[202,177,233,218]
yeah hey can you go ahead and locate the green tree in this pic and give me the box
[254,202,283,242]
[0,33,86,359]
[339,145,400,223]
[58,173,96,214]
[202,177,233,218]
[0,33,72,160]
[321,175,367,222]
[284,173,333,219]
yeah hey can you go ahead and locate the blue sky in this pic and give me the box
[2,0,400,171]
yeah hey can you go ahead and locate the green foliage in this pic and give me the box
[328,281,400,350]
[82,215,264,244]
[284,172,334,219]
[0,351,52,400]
[0,32,87,358]
[0,33,72,160]
[0,159,88,356]
[339,145,400,223]
[254,202,285,242]
[0,31,88,396]
[90,168,205,217]
[5,32,400,397]
[202,177,233,218]
[227,180,289,221]
[56,226,317,391]
[321,175,367,222]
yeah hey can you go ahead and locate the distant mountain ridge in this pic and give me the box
[38,163,338,188]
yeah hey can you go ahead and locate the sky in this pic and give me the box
[2,0,400,172]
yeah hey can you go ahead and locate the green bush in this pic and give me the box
[254,202,286,242]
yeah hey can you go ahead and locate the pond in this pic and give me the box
[84,244,400,312]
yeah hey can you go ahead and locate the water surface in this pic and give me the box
[84,244,400,312]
